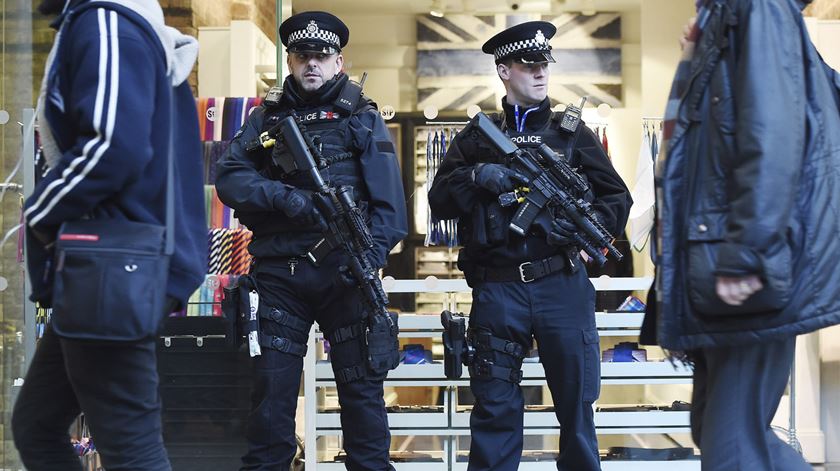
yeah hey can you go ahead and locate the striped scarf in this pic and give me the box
[659,0,714,159]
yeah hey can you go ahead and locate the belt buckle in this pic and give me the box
[518,262,535,283]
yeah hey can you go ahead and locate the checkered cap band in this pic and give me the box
[287,26,341,48]
[494,38,550,60]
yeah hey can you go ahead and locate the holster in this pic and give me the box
[440,310,473,379]
[221,275,257,350]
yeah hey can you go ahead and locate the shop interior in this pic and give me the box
[3,0,840,469]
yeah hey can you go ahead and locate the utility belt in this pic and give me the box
[466,253,574,284]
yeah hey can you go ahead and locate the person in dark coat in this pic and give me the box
[651,0,840,469]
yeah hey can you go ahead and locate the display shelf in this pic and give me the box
[314,462,700,471]
[449,410,690,429]
[303,277,695,469]
[317,463,447,471]
[455,462,700,471]
[317,411,448,429]
[314,361,690,384]
[383,276,653,293]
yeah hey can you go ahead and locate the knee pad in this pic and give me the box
[468,328,527,384]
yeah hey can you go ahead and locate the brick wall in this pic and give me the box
[161,0,277,94]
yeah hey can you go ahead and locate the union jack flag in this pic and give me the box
[320,111,340,120]
[416,13,622,111]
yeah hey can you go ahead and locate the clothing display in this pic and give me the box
[602,342,648,362]
[9,1,836,470]
[400,344,433,364]
[202,141,231,185]
[425,127,460,247]
[207,228,252,275]
[616,295,646,312]
[196,97,263,142]
[334,451,440,463]
[205,185,240,229]
[597,402,691,412]
[602,447,695,461]
[385,405,444,413]
[628,121,659,251]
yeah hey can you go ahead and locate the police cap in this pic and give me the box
[279,11,349,55]
[482,21,556,64]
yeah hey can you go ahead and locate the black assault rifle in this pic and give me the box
[465,112,622,266]
[263,115,399,375]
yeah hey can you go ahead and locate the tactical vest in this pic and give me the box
[458,110,589,259]
[490,111,581,167]
[259,86,373,204]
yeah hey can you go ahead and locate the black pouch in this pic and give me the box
[485,201,508,245]
[51,220,169,341]
[366,311,400,375]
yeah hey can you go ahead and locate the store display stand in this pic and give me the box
[303,277,701,470]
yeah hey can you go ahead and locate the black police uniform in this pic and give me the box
[428,21,632,471]
[215,11,408,471]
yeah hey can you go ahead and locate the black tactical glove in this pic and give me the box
[338,265,356,287]
[337,251,380,287]
[472,163,528,194]
[546,217,577,246]
[276,189,328,231]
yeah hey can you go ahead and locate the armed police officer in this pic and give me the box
[429,22,631,471]
[215,11,407,471]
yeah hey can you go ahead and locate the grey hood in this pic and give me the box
[97,0,198,85]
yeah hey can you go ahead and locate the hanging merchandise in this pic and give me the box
[629,122,657,251]
[447,128,459,247]
[650,124,660,160]
[178,274,237,317]
[196,97,263,142]
[601,126,610,157]
[431,129,441,245]
[218,229,233,275]
[425,125,461,247]
[439,128,449,245]
[424,130,434,246]
[205,186,238,229]
[203,141,230,185]
[207,228,253,276]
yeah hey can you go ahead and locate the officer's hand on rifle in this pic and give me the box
[337,251,380,287]
[546,217,577,246]
[472,163,528,195]
[338,265,356,287]
[277,189,328,231]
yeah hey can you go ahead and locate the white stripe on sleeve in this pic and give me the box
[28,9,120,226]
